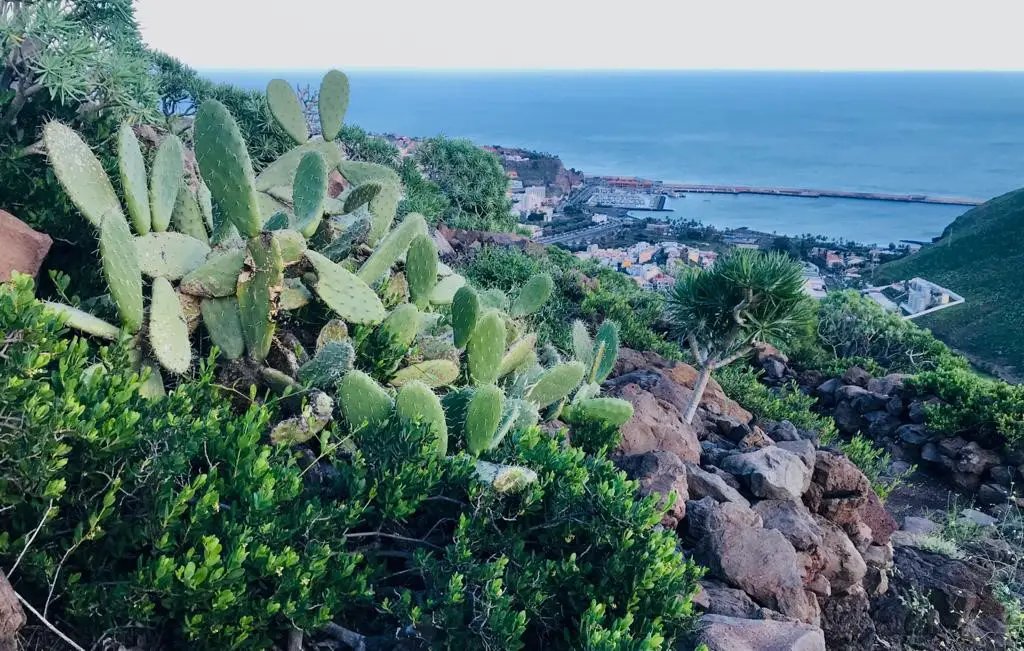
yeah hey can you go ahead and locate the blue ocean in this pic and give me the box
[207,70,1024,246]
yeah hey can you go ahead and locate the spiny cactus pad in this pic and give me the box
[263,211,290,231]
[199,296,245,360]
[266,79,309,144]
[465,385,504,456]
[316,319,349,352]
[180,290,202,336]
[378,304,421,349]
[592,321,620,383]
[306,250,386,325]
[116,122,151,234]
[367,181,401,245]
[497,334,538,379]
[43,302,120,339]
[238,235,284,361]
[511,273,553,317]
[255,141,343,191]
[179,248,245,297]
[527,362,586,407]
[429,273,466,305]
[149,277,192,374]
[43,122,125,229]
[571,320,594,369]
[343,182,382,213]
[452,286,481,349]
[298,340,355,388]
[479,288,509,310]
[261,367,301,395]
[357,212,428,286]
[318,69,350,141]
[339,371,393,431]
[198,182,214,231]
[279,278,313,310]
[99,213,144,332]
[135,232,211,280]
[474,460,537,493]
[389,359,460,388]
[395,381,448,458]
[568,398,634,427]
[172,185,210,244]
[406,234,439,308]
[292,151,327,237]
[149,134,184,232]
[337,160,401,187]
[468,310,506,385]
[194,100,263,238]
[271,229,307,266]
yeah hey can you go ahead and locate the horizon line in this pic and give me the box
[196,66,1024,74]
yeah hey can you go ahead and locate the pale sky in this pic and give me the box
[136,0,1024,71]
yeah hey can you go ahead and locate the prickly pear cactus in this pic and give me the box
[337,161,401,187]
[172,185,210,244]
[566,397,634,427]
[292,151,327,237]
[473,460,537,493]
[98,213,144,333]
[43,302,120,340]
[406,234,438,308]
[571,320,594,370]
[318,69,350,141]
[266,79,309,144]
[511,273,553,317]
[194,100,263,238]
[315,319,349,352]
[339,370,394,431]
[479,288,509,310]
[116,122,151,235]
[43,122,124,229]
[271,229,307,266]
[298,340,355,388]
[256,141,343,192]
[200,296,245,360]
[429,274,466,306]
[306,250,386,325]
[179,248,246,297]
[149,277,192,375]
[497,334,537,379]
[367,182,400,245]
[357,212,428,286]
[149,134,185,233]
[389,359,460,388]
[395,381,448,458]
[527,362,586,407]
[465,385,504,456]
[343,182,382,213]
[452,285,480,349]
[238,235,284,361]
[467,310,506,385]
[591,321,620,383]
[135,232,211,280]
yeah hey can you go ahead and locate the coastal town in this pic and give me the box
[381,134,965,319]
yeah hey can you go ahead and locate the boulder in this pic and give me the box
[715,414,751,442]
[0,570,25,651]
[937,436,969,458]
[990,465,1014,487]
[753,500,824,552]
[0,209,52,281]
[895,424,929,447]
[867,373,909,396]
[814,515,867,592]
[819,585,875,650]
[852,392,888,415]
[664,363,753,423]
[907,399,929,424]
[685,462,750,507]
[614,451,688,528]
[763,358,787,380]
[957,508,998,528]
[612,347,658,377]
[816,378,841,403]
[955,442,1002,476]
[977,483,1010,505]
[863,411,901,438]
[920,442,944,464]
[835,384,870,403]
[765,420,800,442]
[841,366,871,388]
[831,402,862,436]
[902,516,939,535]
[721,447,812,501]
[697,579,791,621]
[776,439,816,470]
[687,498,818,623]
[885,396,905,417]
[694,615,826,651]
[612,383,702,463]
[808,452,898,545]
[737,426,774,451]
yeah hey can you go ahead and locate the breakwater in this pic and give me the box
[658,183,983,207]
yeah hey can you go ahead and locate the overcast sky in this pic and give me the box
[136,0,1024,71]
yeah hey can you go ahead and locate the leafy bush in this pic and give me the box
[837,434,914,502]
[715,365,839,442]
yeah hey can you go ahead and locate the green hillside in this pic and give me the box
[876,188,1024,380]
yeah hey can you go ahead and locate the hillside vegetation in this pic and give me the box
[876,188,1024,380]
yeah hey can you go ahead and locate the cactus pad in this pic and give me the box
[261,367,301,395]
[43,302,120,339]
[315,319,349,352]
[98,213,144,332]
[592,321,620,383]
[263,211,289,231]
[337,160,401,187]
[271,229,307,266]
[571,320,594,369]
[338,370,393,431]
[357,212,428,286]
[179,248,245,297]
[527,362,586,407]
[497,334,537,379]
[465,385,504,456]
[474,460,537,493]
[116,122,151,234]
[238,235,284,361]
[298,340,355,388]
[255,141,343,191]
[467,310,506,385]
[511,273,553,317]
[395,381,448,458]
[266,79,309,144]
[149,134,184,232]
[199,296,245,360]
[44,122,125,229]
[389,359,460,388]
[318,69,350,141]
[479,288,509,310]
[343,182,382,213]
[406,234,438,308]
[567,398,634,427]
[429,273,466,306]
[198,182,214,231]
[135,232,211,280]
[172,185,210,244]
[292,151,327,237]
[194,100,263,238]
[149,277,192,374]
[279,278,313,310]
[305,250,386,325]
[367,181,401,245]
[452,286,481,349]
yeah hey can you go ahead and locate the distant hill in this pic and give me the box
[875,188,1024,381]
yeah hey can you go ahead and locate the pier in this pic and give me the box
[655,183,983,207]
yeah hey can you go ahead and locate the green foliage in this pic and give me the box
[716,365,839,442]
[415,136,516,232]
[837,434,914,502]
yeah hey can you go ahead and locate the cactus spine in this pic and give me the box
[99,213,144,333]
[292,151,327,237]
[406,234,438,308]
[357,212,428,286]
[298,340,355,388]
[467,310,506,385]
[135,232,211,280]
[172,185,210,244]
[497,334,537,379]
[194,100,263,238]
[266,79,309,144]
[179,248,246,297]
[511,273,553,317]
[566,398,634,427]
[389,359,460,388]
[452,286,480,349]
[343,182,381,213]
[571,320,594,370]
[149,134,184,232]
[318,69,350,141]
[116,122,151,234]
[591,321,620,383]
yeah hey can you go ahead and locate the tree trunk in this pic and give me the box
[0,570,25,651]
[683,365,713,424]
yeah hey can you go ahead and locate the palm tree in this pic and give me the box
[667,249,815,423]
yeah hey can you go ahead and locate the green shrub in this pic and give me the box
[715,365,838,442]
[837,434,914,502]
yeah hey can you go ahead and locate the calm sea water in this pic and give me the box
[206,70,1024,246]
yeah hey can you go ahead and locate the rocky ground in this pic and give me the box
[602,348,1018,650]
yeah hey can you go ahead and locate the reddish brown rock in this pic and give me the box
[807,451,898,546]
[665,363,753,423]
[613,383,701,463]
[0,209,51,281]
[0,570,25,650]
[615,451,688,528]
